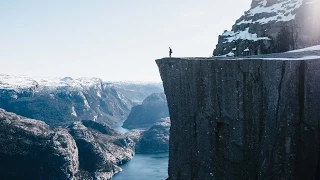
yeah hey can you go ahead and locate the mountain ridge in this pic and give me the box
[213,0,320,57]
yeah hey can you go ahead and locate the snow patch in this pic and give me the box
[11,94,18,99]
[237,0,303,25]
[233,55,320,61]
[71,106,77,117]
[79,92,90,110]
[97,91,101,98]
[288,45,320,53]
[49,94,55,99]
[215,51,235,57]
[222,28,271,43]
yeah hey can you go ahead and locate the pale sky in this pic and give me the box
[0,0,251,81]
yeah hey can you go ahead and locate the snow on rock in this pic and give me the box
[250,55,320,60]
[237,0,304,25]
[0,74,39,92]
[216,51,235,57]
[71,106,77,117]
[0,74,135,127]
[288,44,320,53]
[78,92,91,110]
[213,0,320,57]
[96,90,102,98]
[222,28,271,43]
[0,75,103,93]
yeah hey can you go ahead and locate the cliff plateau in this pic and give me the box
[157,48,320,179]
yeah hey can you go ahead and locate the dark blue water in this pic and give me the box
[112,121,169,180]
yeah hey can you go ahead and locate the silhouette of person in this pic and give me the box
[169,47,173,58]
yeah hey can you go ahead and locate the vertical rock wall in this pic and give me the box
[157,57,320,180]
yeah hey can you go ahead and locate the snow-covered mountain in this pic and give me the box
[0,74,135,126]
[213,0,320,56]
[107,81,163,104]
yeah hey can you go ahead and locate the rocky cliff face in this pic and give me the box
[136,117,170,154]
[0,109,135,180]
[122,93,169,129]
[68,120,134,179]
[129,117,170,154]
[213,0,320,56]
[157,49,320,179]
[0,109,79,179]
[0,75,134,126]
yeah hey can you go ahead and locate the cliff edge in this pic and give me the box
[157,47,320,179]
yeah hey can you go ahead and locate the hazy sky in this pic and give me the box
[0,0,251,81]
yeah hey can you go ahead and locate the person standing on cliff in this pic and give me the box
[169,47,173,58]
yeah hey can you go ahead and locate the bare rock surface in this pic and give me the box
[157,49,320,180]
[213,0,320,57]
[0,109,135,180]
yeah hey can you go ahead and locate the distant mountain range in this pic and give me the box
[0,74,163,126]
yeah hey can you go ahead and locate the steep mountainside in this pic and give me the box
[135,117,170,154]
[122,93,169,129]
[213,0,320,56]
[0,75,133,126]
[68,120,134,179]
[0,108,135,180]
[157,47,320,179]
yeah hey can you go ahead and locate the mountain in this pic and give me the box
[0,75,134,126]
[108,81,163,104]
[68,120,134,179]
[135,117,170,154]
[0,108,134,180]
[213,0,320,57]
[122,93,169,129]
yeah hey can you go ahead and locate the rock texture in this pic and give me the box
[0,109,135,180]
[213,0,320,56]
[157,50,320,179]
[135,117,170,154]
[0,109,79,180]
[68,120,135,179]
[122,93,169,129]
